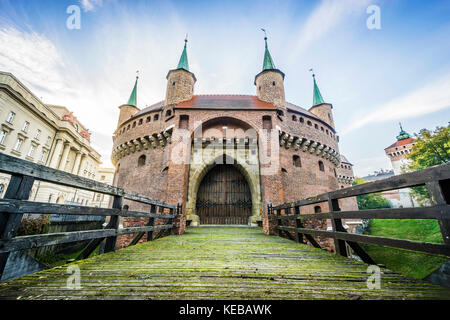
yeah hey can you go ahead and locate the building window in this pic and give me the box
[40,151,47,162]
[166,110,172,117]
[138,155,146,166]
[0,130,7,144]
[48,194,53,203]
[314,124,318,129]
[6,111,15,123]
[27,145,35,157]
[139,119,143,125]
[328,113,331,120]
[154,114,159,121]
[293,155,301,167]
[13,138,24,151]
[262,116,272,130]
[314,206,322,213]
[318,161,325,172]
[96,194,102,201]
[22,121,30,132]
[179,115,189,129]
[75,124,79,132]
[46,136,52,146]
[277,110,284,117]
[272,81,276,86]
[292,115,297,121]
[281,168,288,173]
[101,175,106,181]
[307,121,312,126]
[34,129,41,140]
[146,116,151,123]
[127,124,130,130]
[321,127,324,132]
[162,167,169,173]
[132,121,136,128]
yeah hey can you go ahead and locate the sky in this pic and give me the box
[0,0,449,176]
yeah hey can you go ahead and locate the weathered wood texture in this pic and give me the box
[270,162,450,260]
[0,227,449,300]
[0,153,176,209]
[0,153,179,279]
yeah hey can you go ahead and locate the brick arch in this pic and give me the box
[186,154,262,226]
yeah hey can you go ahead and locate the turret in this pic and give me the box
[117,75,140,128]
[165,38,197,108]
[308,73,335,129]
[254,35,285,110]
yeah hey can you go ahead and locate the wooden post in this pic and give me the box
[276,209,283,237]
[104,195,122,252]
[0,174,35,279]
[147,204,157,241]
[427,180,450,245]
[294,206,303,243]
[328,197,347,257]
[328,197,376,264]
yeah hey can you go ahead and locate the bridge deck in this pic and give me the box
[1,227,449,300]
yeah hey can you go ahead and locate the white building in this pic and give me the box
[0,71,113,208]
[384,124,417,208]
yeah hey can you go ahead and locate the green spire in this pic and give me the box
[396,122,411,141]
[127,74,138,107]
[177,38,189,71]
[312,74,325,106]
[262,36,276,70]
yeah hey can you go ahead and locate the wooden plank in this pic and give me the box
[0,174,35,280]
[273,162,450,210]
[276,205,449,220]
[0,199,176,219]
[104,195,122,253]
[304,234,321,249]
[0,153,122,196]
[0,153,177,210]
[427,181,450,245]
[0,229,116,253]
[278,226,450,256]
[0,224,173,254]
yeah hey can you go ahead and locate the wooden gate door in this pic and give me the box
[196,165,252,225]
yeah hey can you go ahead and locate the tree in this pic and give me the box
[406,125,450,205]
[407,125,450,170]
[352,177,392,210]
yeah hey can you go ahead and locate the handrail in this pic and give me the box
[0,153,176,209]
[268,162,450,263]
[273,162,450,210]
[0,153,181,280]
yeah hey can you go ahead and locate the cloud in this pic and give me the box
[0,27,72,95]
[289,0,371,60]
[79,0,103,12]
[341,73,450,136]
[352,156,392,177]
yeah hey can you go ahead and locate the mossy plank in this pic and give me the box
[1,227,449,300]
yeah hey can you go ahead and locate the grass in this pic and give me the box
[362,219,449,279]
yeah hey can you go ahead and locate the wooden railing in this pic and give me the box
[269,162,450,264]
[0,153,180,280]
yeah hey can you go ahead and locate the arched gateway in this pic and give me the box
[196,164,252,225]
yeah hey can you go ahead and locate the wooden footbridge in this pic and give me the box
[0,153,449,300]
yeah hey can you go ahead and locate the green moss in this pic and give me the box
[1,227,448,300]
